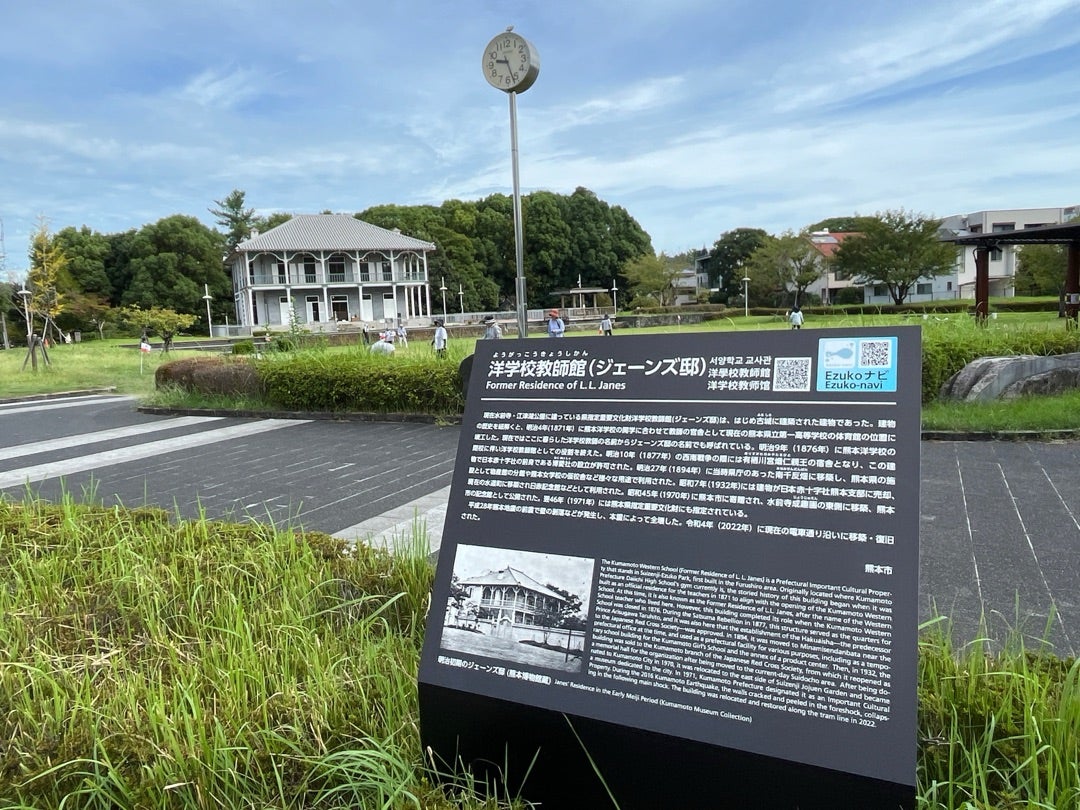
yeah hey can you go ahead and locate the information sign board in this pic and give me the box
[419,327,920,808]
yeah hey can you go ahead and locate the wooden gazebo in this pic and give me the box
[949,221,1080,322]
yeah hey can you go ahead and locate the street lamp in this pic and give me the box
[458,284,465,314]
[742,276,751,318]
[203,284,213,337]
[17,287,31,338]
[440,277,448,318]
[610,280,618,312]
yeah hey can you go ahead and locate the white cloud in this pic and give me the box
[176,67,265,109]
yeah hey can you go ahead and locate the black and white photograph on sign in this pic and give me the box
[440,544,594,674]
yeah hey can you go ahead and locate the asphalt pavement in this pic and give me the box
[1,392,1076,657]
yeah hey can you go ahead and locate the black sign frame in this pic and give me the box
[420,327,920,809]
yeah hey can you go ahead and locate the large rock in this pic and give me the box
[940,353,1080,401]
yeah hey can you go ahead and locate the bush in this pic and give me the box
[232,340,255,355]
[155,356,265,397]
[257,350,465,414]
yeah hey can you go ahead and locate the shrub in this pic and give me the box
[257,349,465,414]
[155,356,264,397]
[232,339,255,355]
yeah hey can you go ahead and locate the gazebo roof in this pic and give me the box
[948,221,1080,246]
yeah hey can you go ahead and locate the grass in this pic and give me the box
[8,316,1080,432]
[0,497,1076,809]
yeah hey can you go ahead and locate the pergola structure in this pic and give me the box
[949,221,1080,323]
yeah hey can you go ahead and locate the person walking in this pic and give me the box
[789,305,804,330]
[600,314,613,336]
[432,319,448,357]
[481,316,502,339]
[547,309,565,338]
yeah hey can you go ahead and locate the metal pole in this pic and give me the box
[510,91,528,338]
[440,277,448,318]
[203,284,213,337]
[743,277,750,318]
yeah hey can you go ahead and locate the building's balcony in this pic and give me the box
[244,271,427,287]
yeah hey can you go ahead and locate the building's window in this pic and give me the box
[990,223,1014,262]
[276,261,286,283]
[248,261,255,283]
[916,283,932,295]
[382,261,393,281]
[947,281,953,291]
[251,292,258,325]
[328,254,347,283]
[304,257,317,283]
[873,285,888,297]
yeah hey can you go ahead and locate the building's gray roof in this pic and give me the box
[236,214,436,253]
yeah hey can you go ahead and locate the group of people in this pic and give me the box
[375,308,619,356]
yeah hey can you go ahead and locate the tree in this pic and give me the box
[1015,243,1066,298]
[704,228,768,303]
[53,226,112,300]
[805,215,880,234]
[27,218,71,342]
[258,211,293,232]
[120,215,229,329]
[622,252,681,307]
[119,304,196,352]
[832,210,956,304]
[210,189,258,252]
[744,231,823,307]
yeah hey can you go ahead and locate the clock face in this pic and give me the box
[482,32,540,93]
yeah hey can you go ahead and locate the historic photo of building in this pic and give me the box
[440,545,595,673]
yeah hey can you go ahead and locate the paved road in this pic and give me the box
[0,394,459,545]
[2,394,1077,656]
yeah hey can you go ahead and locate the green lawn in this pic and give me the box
[6,316,1080,434]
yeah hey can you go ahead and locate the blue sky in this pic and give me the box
[3,0,1080,274]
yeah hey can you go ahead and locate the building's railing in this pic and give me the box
[244,271,425,286]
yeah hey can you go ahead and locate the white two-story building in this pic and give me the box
[228,214,437,331]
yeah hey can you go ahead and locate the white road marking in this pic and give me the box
[0,395,135,415]
[0,419,310,489]
[0,416,224,461]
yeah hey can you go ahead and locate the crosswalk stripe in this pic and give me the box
[0,416,225,462]
[0,395,134,416]
[0,419,310,490]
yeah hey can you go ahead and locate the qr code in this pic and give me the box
[858,340,892,368]
[773,357,811,391]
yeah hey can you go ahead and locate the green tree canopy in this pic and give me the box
[210,189,258,252]
[805,215,880,234]
[120,215,229,327]
[832,210,956,304]
[27,219,71,339]
[119,304,196,352]
[744,231,823,307]
[705,228,769,302]
[53,226,112,300]
[622,253,681,307]
[1015,243,1066,297]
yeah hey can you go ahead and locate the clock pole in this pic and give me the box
[508,90,527,338]
[482,28,539,338]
